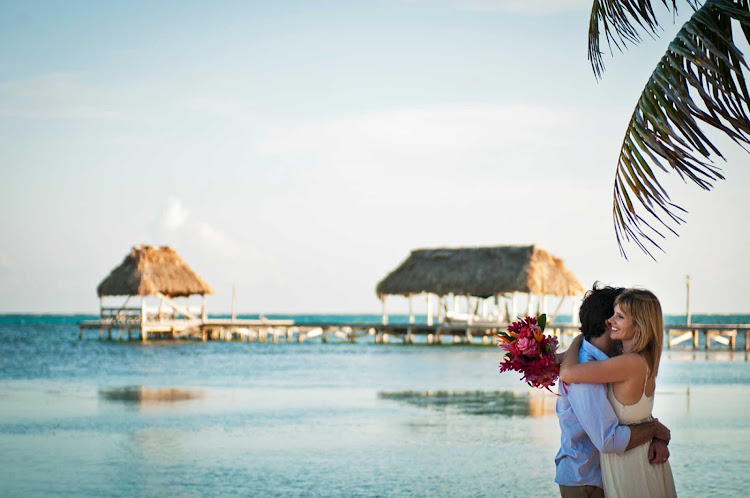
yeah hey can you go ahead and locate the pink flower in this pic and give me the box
[517,336,540,357]
[498,314,560,393]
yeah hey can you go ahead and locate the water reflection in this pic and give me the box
[378,390,556,417]
[664,351,749,362]
[99,386,203,404]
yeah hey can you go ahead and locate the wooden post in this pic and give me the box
[511,292,518,320]
[548,296,565,324]
[141,296,147,342]
[409,294,415,324]
[201,295,208,322]
[496,294,507,322]
[705,329,710,350]
[526,293,534,316]
[542,295,548,315]
[381,296,388,325]
[466,295,472,325]
[427,294,434,326]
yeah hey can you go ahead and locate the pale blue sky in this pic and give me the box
[1,0,748,314]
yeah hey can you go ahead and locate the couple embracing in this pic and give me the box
[554,284,677,498]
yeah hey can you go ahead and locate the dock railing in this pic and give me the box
[666,324,750,351]
[78,317,750,350]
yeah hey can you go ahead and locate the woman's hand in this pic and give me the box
[567,334,584,351]
[559,334,583,378]
[555,350,565,365]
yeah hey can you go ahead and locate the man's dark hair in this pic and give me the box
[579,283,625,340]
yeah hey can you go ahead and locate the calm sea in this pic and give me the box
[1,314,749,497]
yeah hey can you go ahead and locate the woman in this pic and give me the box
[560,288,677,498]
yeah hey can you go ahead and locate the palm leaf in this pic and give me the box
[614,0,750,258]
[589,0,678,77]
[589,0,699,78]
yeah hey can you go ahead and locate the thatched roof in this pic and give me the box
[97,245,214,297]
[376,245,583,298]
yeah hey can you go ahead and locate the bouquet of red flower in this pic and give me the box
[497,314,560,393]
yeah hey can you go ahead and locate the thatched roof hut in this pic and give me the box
[97,245,214,298]
[376,245,583,298]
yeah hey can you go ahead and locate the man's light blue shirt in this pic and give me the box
[554,339,631,487]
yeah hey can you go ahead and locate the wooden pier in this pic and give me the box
[78,318,587,345]
[666,324,750,351]
[79,318,750,350]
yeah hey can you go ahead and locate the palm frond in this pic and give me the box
[589,0,694,78]
[614,0,750,258]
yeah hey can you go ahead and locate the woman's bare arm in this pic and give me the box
[559,334,583,369]
[559,338,643,384]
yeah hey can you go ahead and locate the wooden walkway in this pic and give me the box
[79,318,585,345]
[666,324,750,350]
[78,318,750,350]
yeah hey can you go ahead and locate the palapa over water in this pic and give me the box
[376,245,583,298]
[97,245,214,298]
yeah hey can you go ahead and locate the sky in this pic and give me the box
[0,0,748,315]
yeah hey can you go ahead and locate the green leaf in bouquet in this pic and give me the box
[538,313,547,331]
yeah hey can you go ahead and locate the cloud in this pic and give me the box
[458,0,588,13]
[404,0,589,14]
[155,196,242,260]
[161,196,189,231]
[0,249,11,272]
[0,72,260,123]
[254,103,598,179]
[0,72,127,120]
[196,221,242,259]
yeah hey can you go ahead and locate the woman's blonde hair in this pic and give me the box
[614,288,663,376]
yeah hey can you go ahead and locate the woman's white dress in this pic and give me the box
[600,384,677,497]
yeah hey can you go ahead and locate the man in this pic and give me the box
[555,284,670,498]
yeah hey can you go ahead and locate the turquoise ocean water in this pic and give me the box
[1,314,749,497]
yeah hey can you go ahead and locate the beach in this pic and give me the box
[1,316,749,497]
